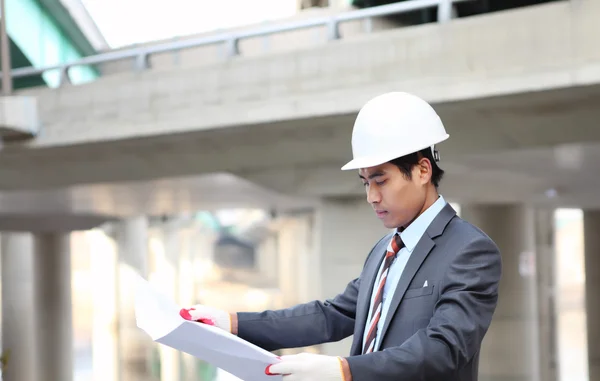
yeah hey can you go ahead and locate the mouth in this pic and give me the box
[375,210,388,219]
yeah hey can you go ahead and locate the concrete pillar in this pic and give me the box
[533,210,559,381]
[1,233,38,381]
[33,233,73,381]
[313,197,389,355]
[257,230,279,289]
[186,225,217,381]
[277,214,315,309]
[152,220,182,381]
[583,210,600,381]
[90,229,120,381]
[460,204,539,381]
[1,232,73,381]
[119,216,149,275]
[116,217,154,381]
[177,225,200,381]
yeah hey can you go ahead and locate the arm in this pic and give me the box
[236,234,389,351]
[236,276,360,351]
[346,236,502,381]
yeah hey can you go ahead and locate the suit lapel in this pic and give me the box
[378,203,457,344]
[351,233,391,355]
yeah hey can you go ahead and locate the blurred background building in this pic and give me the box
[0,0,598,381]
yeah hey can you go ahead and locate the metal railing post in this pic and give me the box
[0,0,12,95]
[327,19,340,40]
[226,37,239,57]
[363,17,373,33]
[438,0,454,22]
[57,66,71,87]
[134,53,149,71]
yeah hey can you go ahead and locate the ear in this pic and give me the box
[417,157,432,185]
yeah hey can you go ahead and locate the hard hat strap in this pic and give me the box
[431,145,440,162]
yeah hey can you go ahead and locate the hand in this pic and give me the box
[179,304,231,333]
[266,353,345,381]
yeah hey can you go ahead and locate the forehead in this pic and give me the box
[358,163,397,178]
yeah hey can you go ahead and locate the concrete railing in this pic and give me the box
[3,0,473,87]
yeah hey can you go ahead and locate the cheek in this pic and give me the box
[384,182,419,210]
[383,184,408,206]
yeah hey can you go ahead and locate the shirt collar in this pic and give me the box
[396,195,447,253]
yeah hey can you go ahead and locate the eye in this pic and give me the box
[375,180,386,186]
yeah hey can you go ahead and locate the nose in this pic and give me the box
[366,185,381,205]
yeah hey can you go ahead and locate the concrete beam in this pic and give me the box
[0,84,599,196]
[0,96,40,139]
[0,213,114,232]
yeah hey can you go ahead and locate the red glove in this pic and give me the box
[179,304,231,333]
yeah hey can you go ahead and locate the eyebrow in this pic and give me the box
[359,171,385,180]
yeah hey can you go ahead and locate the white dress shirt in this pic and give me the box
[362,195,448,352]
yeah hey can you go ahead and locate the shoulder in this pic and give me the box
[445,215,493,240]
[438,216,502,289]
[439,216,501,256]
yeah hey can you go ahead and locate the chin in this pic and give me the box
[382,217,409,231]
[381,219,398,230]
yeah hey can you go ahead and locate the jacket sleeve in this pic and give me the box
[236,277,360,351]
[346,235,502,381]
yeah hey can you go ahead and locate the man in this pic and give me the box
[181,92,502,381]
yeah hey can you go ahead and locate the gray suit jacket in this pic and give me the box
[237,204,502,381]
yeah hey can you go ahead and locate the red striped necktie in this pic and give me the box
[363,233,404,354]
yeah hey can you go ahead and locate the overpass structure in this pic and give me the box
[1,1,600,381]
[2,0,600,213]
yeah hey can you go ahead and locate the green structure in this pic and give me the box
[0,0,102,89]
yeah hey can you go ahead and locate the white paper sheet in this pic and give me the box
[134,276,282,381]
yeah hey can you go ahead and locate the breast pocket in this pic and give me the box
[403,285,434,299]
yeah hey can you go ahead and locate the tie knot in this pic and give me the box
[391,233,404,254]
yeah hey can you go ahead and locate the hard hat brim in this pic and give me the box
[340,134,449,171]
[341,154,398,171]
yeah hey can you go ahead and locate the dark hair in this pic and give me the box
[389,148,444,188]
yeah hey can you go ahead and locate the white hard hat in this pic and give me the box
[341,92,449,171]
